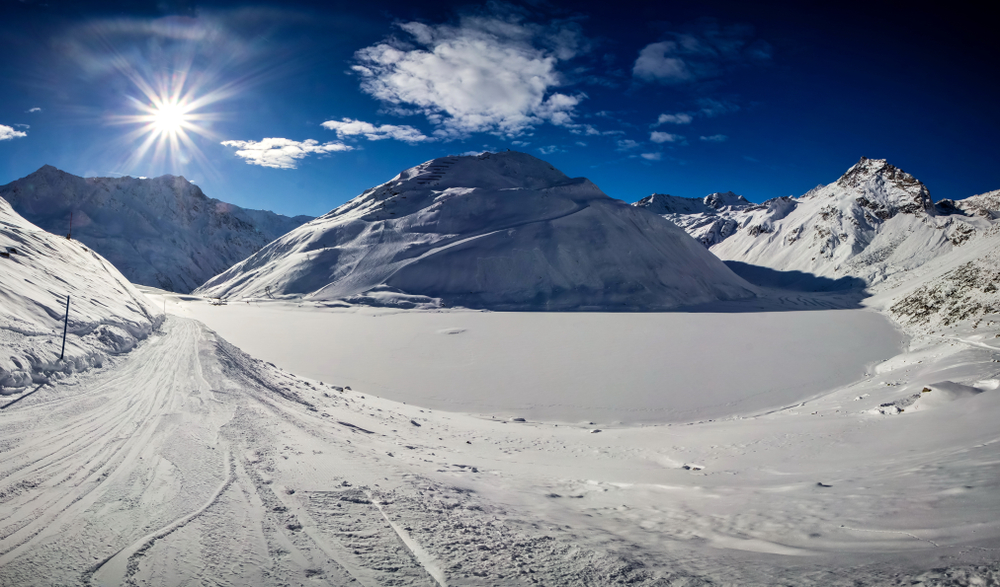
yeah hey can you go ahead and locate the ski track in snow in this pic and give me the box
[1,312,999,585]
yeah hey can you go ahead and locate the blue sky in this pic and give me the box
[0,0,996,217]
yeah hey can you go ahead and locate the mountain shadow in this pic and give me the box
[676,261,869,313]
[724,261,867,292]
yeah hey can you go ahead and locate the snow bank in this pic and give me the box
[196,152,755,310]
[0,198,160,393]
[0,165,312,293]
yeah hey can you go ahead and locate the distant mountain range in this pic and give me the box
[636,157,1000,291]
[196,151,756,310]
[0,166,313,293]
[4,155,996,320]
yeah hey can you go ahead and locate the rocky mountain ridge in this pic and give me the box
[642,158,999,290]
[0,166,313,292]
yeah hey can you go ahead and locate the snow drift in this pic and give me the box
[0,166,312,293]
[196,151,756,310]
[0,198,160,393]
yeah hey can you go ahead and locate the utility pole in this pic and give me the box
[60,295,70,360]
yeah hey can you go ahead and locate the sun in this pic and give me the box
[110,73,228,173]
[152,102,189,135]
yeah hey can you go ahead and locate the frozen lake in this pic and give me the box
[179,300,905,424]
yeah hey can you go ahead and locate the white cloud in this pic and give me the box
[640,152,662,161]
[0,125,27,141]
[633,22,771,84]
[221,138,353,169]
[321,118,430,143]
[650,131,684,143]
[575,141,587,147]
[700,134,728,142]
[633,42,692,83]
[655,113,693,126]
[537,145,563,155]
[27,107,42,113]
[616,139,641,151]
[352,15,588,137]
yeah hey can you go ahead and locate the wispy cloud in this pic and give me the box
[221,138,352,169]
[538,145,563,155]
[27,107,42,113]
[0,124,27,141]
[640,152,662,161]
[650,131,684,144]
[322,118,430,143]
[633,21,771,84]
[616,139,641,151]
[352,13,590,137]
[698,98,739,117]
[654,113,693,126]
[700,134,728,142]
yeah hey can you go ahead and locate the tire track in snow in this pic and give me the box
[0,320,198,561]
[89,450,235,586]
[370,494,448,586]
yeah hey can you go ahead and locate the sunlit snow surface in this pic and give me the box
[178,298,903,424]
[3,155,1000,584]
[196,152,755,310]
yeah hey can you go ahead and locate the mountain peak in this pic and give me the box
[835,157,932,214]
[704,191,750,210]
[395,151,572,191]
[0,166,313,292]
[198,154,755,310]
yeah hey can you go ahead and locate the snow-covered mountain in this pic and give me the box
[634,191,751,247]
[646,158,999,289]
[0,197,160,391]
[0,166,313,293]
[196,151,756,310]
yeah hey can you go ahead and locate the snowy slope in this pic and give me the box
[654,158,998,288]
[0,198,160,392]
[877,223,1000,333]
[634,191,751,247]
[0,166,312,293]
[197,151,755,310]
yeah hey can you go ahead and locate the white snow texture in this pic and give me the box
[197,151,756,310]
[0,198,160,392]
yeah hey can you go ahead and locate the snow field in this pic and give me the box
[2,304,997,585]
[174,294,904,425]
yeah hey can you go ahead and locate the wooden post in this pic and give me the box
[60,295,70,360]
